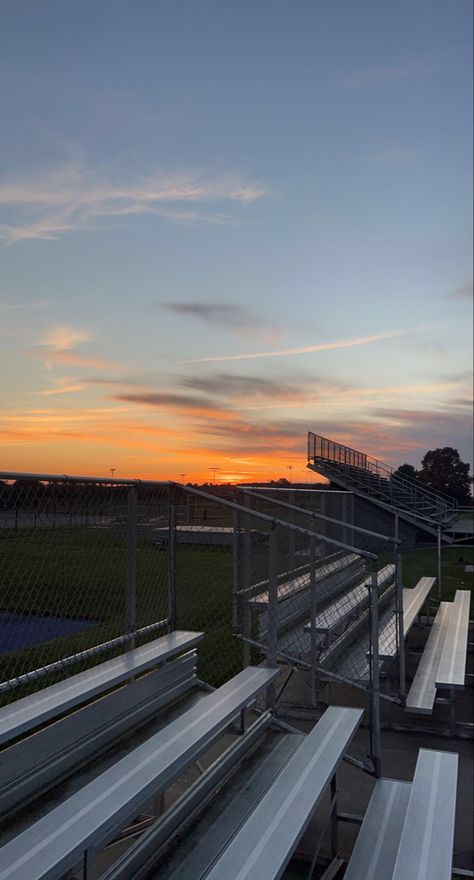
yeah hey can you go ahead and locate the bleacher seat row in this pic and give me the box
[0,627,462,880]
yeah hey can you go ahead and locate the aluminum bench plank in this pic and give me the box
[378,578,435,659]
[436,590,471,689]
[155,733,305,880]
[392,749,458,880]
[304,582,368,634]
[250,553,360,606]
[343,779,411,880]
[304,564,394,635]
[403,577,436,633]
[0,666,278,880]
[405,603,450,714]
[203,706,363,880]
[0,631,204,747]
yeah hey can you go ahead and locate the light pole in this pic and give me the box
[179,473,187,483]
[209,467,221,484]
[287,465,293,483]
[110,468,116,479]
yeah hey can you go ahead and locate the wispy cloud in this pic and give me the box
[448,280,473,300]
[39,324,91,350]
[179,329,407,364]
[112,391,218,410]
[181,372,310,398]
[0,298,52,312]
[31,323,116,370]
[0,160,267,244]
[40,383,86,396]
[342,62,438,89]
[162,301,279,337]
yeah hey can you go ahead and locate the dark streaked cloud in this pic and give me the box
[111,391,222,411]
[161,301,277,334]
[448,281,473,300]
[180,371,325,398]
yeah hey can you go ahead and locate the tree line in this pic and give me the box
[394,447,472,504]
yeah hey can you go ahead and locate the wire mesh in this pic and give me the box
[0,477,170,700]
[232,487,404,699]
[0,475,405,711]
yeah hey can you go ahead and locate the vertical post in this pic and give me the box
[340,492,347,545]
[267,523,279,710]
[320,494,326,540]
[232,509,241,629]
[243,495,252,668]
[330,775,339,859]
[288,490,295,575]
[396,551,406,701]
[167,485,177,632]
[126,486,137,645]
[437,525,442,600]
[309,535,317,706]
[369,568,381,777]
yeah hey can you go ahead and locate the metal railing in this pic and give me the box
[307,432,458,524]
[1,471,412,775]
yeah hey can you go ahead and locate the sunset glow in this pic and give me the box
[0,3,472,481]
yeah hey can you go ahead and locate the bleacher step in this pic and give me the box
[343,779,411,880]
[149,731,305,880]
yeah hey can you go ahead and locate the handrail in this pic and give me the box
[238,488,401,545]
[179,484,377,560]
[0,471,169,487]
[307,432,458,515]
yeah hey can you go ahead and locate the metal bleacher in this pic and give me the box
[307,431,458,539]
[0,630,462,880]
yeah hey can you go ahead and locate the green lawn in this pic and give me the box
[402,545,474,613]
[3,524,471,702]
[0,526,238,694]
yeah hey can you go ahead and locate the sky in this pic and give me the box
[0,0,472,483]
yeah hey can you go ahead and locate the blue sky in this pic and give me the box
[0,0,472,481]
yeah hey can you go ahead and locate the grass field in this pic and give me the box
[1,526,472,698]
[402,544,474,612]
[0,525,239,691]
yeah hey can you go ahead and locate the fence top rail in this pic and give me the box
[238,486,354,495]
[0,471,170,487]
[179,484,377,560]
[238,488,401,546]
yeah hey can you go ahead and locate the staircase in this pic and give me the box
[307,433,458,539]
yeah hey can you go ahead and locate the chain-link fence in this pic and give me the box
[233,487,405,703]
[0,476,172,701]
[1,470,407,773]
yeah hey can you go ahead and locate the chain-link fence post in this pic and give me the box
[267,522,279,710]
[232,509,241,629]
[288,490,295,575]
[309,534,317,706]
[167,484,177,632]
[368,567,381,777]
[125,486,137,647]
[437,525,442,600]
[396,550,405,701]
[242,495,252,668]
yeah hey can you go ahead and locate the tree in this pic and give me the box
[418,447,471,503]
[393,463,418,481]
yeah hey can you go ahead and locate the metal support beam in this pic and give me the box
[369,569,382,778]
[126,487,137,646]
[167,485,177,631]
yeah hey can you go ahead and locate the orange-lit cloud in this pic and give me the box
[29,323,118,371]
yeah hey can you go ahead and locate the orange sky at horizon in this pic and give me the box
[0,391,438,484]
